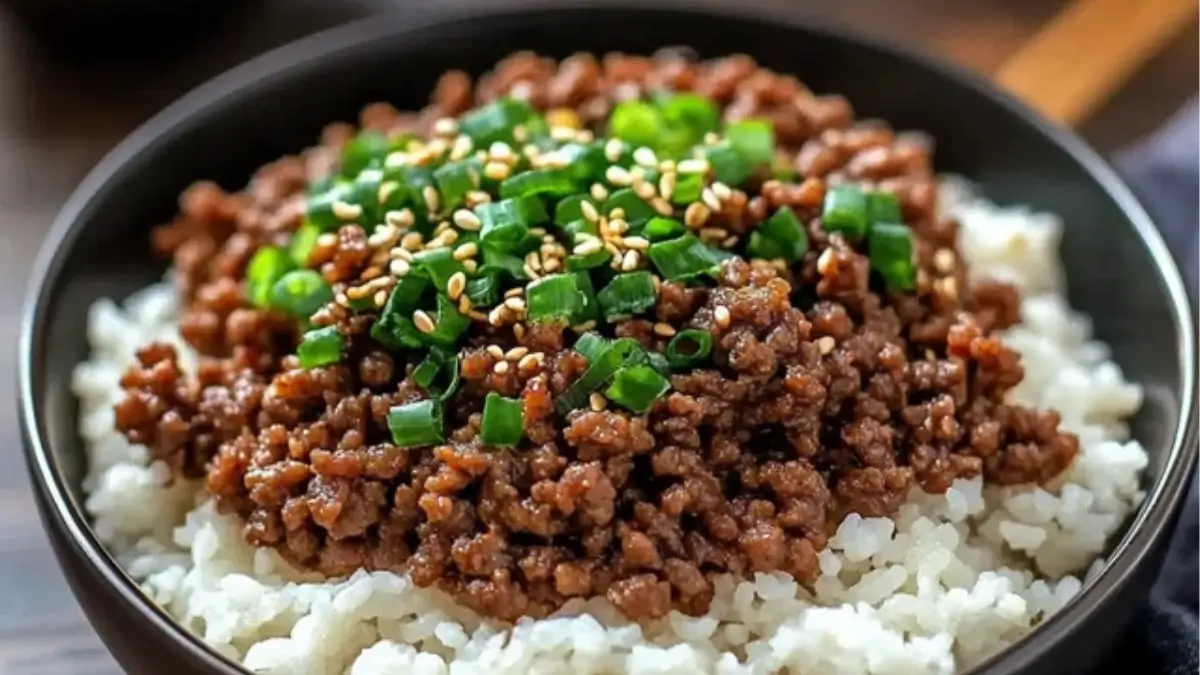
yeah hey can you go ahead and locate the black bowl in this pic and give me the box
[18,1,1198,674]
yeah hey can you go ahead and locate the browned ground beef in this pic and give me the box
[114,50,1078,622]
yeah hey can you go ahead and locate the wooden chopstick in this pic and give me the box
[994,0,1197,128]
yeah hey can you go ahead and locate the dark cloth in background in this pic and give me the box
[1099,98,1198,675]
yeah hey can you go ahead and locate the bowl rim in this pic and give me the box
[18,1,1198,673]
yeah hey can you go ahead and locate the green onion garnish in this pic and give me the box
[296,325,344,369]
[604,188,656,225]
[478,196,547,253]
[341,131,389,178]
[658,93,720,143]
[572,332,608,362]
[704,141,750,187]
[246,246,295,308]
[725,119,775,167]
[647,234,732,282]
[480,392,525,447]
[269,269,333,319]
[479,242,530,282]
[305,181,354,231]
[560,142,610,183]
[526,273,589,323]
[412,346,461,401]
[747,206,809,262]
[413,247,467,295]
[289,222,321,268]
[554,194,590,227]
[465,274,501,307]
[596,271,657,320]
[372,273,432,348]
[666,329,714,370]
[458,98,537,147]
[644,217,686,241]
[423,295,471,349]
[867,191,903,225]
[609,100,664,149]
[565,236,612,271]
[500,168,576,200]
[433,161,477,212]
[555,337,646,415]
[671,170,705,205]
[868,223,916,291]
[647,351,672,377]
[386,399,445,448]
[822,184,869,238]
[605,365,670,414]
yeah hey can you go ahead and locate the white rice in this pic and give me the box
[74,180,1148,675]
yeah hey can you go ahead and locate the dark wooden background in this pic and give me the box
[0,0,1194,672]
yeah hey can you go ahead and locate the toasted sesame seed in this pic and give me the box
[317,232,338,247]
[634,180,657,200]
[390,247,414,262]
[816,248,835,274]
[518,353,542,370]
[701,187,722,212]
[468,310,489,322]
[504,287,525,299]
[385,209,415,230]
[934,248,956,273]
[677,158,709,174]
[488,306,507,326]
[450,244,479,263]
[711,181,733,201]
[466,190,492,207]
[937,276,959,300]
[335,292,349,306]
[703,131,720,144]
[486,345,505,359]
[389,259,411,277]
[453,209,482,231]
[573,320,597,333]
[484,161,511,181]
[493,361,511,375]
[504,297,527,312]
[573,238,603,256]
[447,272,467,300]
[513,125,529,143]
[524,251,542,272]
[462,259,478,274]
[458,295,472,314]
[633,147,658,168]
[604,139,624,162]
[422,186,440,214]
[450,135,474,161]
[721,235,740,249]
[367,224,397,248]
[658,173,677,201]
[653,322,677,337]
[513,323,527,340]
[489,142,514,163]
[589,392,608,411]
[542,257,562,273]
[609,218,629,235]
[413,310,436,334]
[700,227,727,241]
[621,250,640,271]
[684,202,711,229]
[651,275,662,291]
[433,117,459,136]
[714,305,731,328]
[373,289,389,307]
[605,166,633,186]
[434,220,452,236]
[332,200,362,221]
[817,336,836,355]
[651,197,673,216]
[505,346,529,361]
[622,236,650,250]
[377,181,401,205]
[589,183,610,202]
[523,263,540,279]
[397,232,421,252]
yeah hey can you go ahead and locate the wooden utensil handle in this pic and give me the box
[994,0,1197,129]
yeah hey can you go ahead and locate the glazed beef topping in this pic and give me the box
[115,50,1077,622]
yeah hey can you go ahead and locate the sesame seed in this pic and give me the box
[433,117,459,136]
[518,353,542,370]
[389,259,411,277]
[488,306,507,326]
[651,198,673,216]
[700,227,727,241]
[450,135,473,161]
[609,207,626,221]
[633,147,658,168]
[413,310,436,334]
[453,242,479,261]
[332,200,362,221]
[550,126,578,142]
[622,236,650,250]
[335,292,349,306]
[390,247,414,262]
[489,142,514,163]
[934,248,956,273]
[581,200,600,223]
[542,234,557,244]
[605,166,633,186]
[374,289,389,307]
[484,161,511,181]
[442,230,460,245]
[422,186,440,214]
[493,361,511,375]
[525,252,542,272]
[589,183,610,202]
[604,139,624,162]
[486,345,505,359]
[573,238,603,256]
[634,180,657,200]
[377,181,401,205]
[434,220,452,235]
[513,125,529,143]
[589,393,607,411]
[466,190,492,207]
[572,320,597,333]
[937,276,959,300]
[400,232,423,251]
[658,172,676,201]
[317,232,338,247]
[701,187,722,212]
[609,218,629,235]
[714,305,731,328]
[817,336,836,355]
[453,209,482,231]
[816,248,835,274]
[523,263,540,279]
[542,257,562,273]
[703,131,720,144]
[653,322,677,337]
[504,297,527,312]
[721,235,740,249]
[504,287,525,299]
[506,346,529,361]
[711,182,733,201]
[386,209,415,229]
[677,158,709,174]
[513,323,527,340]
[684,202,711,229]
[468,310,490,322]
[651,275,662,291]
[463,259,478,274]
[621,250,640,271]
[447,272,467,300]
[367,224,397,248]
[458,295,472,314]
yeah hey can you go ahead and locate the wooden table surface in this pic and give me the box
[0,0,1194,672]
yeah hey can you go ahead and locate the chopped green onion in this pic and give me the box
[867,191,903,224]
[605,365,670,414]
[269,269,333,319]
[297,326,343,369]
[554,194,590,227]
[465,274,501,307]
[480,392,525,447]
[647,351,672,377]
[647,234,733,282]
[413,247,467,295]
[458,98,537,147]
[372,273,432,348]
[526,274,589,323]
[433,161,477,212]
[423,295,471,349]
[822,184,869,238]
[704,141,750,187]
[387,399,445,448]
[562,218,599,240]
[571,271,600,323]
[560,142,609,183]
[573,332,608,362]
[658,93,720,142]
[246,246,295,308]
[604,189,656,224]
[555,337,646,415]
[479,242,529,281]
[289,222,321,267]
[747,207,809,262]
[868,223,916,292]
[344,168,383,225]
[671,170,705,205]
[341,131,389,178]
[305,181,353,231]
[644,217,685,241]
[394,166,436,223]
[609,100,664,149]
[596,272,657,320]
[412,347,461,401]
[478,196,547,252]
[666,329,714,370]
[771,154,798,182]
[725,119,775,167]
[500,168,576,200]
[565,236,612,271]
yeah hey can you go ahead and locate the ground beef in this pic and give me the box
[114,50,1079,623]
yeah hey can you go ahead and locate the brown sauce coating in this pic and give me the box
[114,50,1077,622]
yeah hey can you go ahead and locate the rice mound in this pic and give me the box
[73,181,1148,675]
